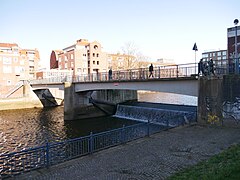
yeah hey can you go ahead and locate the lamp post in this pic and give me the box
[234,19,239,74]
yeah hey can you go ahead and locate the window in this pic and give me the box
[97,61,99,65]
[71,54,73,59]
[3,66,12,73]
[3,57,12,64]
[202,53,208,58]
[223,51,227,56]
[65,63,68,69]
[7,80,12,85]
[93,61,95,64]
[93,53,95,57]
[94,45,98,50]
[97,53,99,57]
[217,52,221,56]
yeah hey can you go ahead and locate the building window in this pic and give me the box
[97,53,99,57]
[93,53,95,57]
[71,54,73,59]
[93,61,95,64]
[3,66,12,73]
[3,57,12,64]
[65,56,68,61]
[65,63,68,69]
[223,51,227,56]
[217,52,221,56]
[97,61,99,65]
[94,45,98,50]
[7,80,12,85]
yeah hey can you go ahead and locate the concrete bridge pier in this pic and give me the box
[64,82,138,120]
[64,82,93,120]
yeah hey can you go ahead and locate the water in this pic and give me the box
[0,92,197,154]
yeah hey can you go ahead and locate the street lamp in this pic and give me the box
[234,19,239,74]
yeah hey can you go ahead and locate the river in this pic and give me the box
[0,91,197,154]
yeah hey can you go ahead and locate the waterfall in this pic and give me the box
[114,104,196,127]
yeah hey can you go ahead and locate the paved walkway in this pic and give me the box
[15,125,240,180]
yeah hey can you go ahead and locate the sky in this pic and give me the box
[0,0,239,69]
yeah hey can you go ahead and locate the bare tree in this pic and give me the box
[121,42,138,69]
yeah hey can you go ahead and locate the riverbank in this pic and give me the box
[0,97,43,111]
[16,124,240,180]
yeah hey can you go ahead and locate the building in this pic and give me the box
[36,69,73,80]
[50,39,108,76]
[227,25,240,60]
[0,43,40,95]
[202,49,227,67]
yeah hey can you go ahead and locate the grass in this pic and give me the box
[168,144,240,180]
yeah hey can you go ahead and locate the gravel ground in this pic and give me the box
[12,124,240,180]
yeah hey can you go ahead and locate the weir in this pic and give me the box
[114,104,197,127]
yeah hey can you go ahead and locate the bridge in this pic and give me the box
[29,62,229,120]
[31,63,202,96]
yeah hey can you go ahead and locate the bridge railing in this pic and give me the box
[30,61,230,85]
[0,122,170,178]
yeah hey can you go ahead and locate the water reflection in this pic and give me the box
[0,107,137,154]
[0,92,197,154]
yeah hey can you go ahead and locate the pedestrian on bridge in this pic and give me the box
[149,64,154,78]
[108,68,112,80]
[208,59,215,76]
[198,58,204,75]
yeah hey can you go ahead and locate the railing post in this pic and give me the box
[121,125,125,143]
[158,67,160,79]
[147,120,150,137]
[46,141,50,167]
[176,65,179,78]
[89,132,93,154]
[166,119,169,130]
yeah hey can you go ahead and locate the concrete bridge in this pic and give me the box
[30,62,233,121]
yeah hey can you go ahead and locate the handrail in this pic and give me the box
[0,116,196,178]
[29,60,231,85]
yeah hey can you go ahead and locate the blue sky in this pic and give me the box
[0,0,239,68]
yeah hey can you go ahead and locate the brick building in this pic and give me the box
[0,43,40,95]
[50,39,108,76]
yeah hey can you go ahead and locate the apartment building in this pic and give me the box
[50,39,108,76]
[0,43,40,94]
[202,49,227,67]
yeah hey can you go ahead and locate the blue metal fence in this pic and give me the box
[0,121,188,179]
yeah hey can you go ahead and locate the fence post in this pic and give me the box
[89,132,93,154]
[176,65,179,78]
[166,119,169,130]
[121,125,125,143]
[46,141,50,167]
[147,120,150,137]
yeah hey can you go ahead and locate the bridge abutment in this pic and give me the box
[198,75,240,127]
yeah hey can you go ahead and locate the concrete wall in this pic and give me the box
[0,83,43,111]
[198,75,240,127]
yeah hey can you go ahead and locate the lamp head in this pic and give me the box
[234,19,239,26]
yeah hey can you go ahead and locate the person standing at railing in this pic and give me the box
[108,68,112,80]
[208,59,215,76]
[149,63,154,78]
[198,58,204,76]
